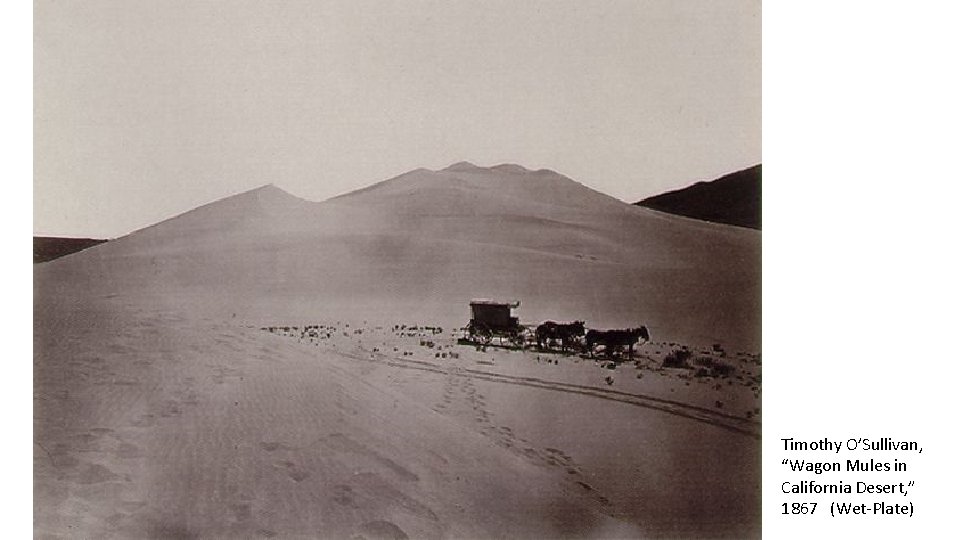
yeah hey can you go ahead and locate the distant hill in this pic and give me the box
[34,237,108,263]
[35,162,760,350]
[636,165,761,230]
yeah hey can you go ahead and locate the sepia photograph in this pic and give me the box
[33,1,762,538]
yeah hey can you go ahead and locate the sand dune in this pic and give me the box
[35,163,760,537]
[36,163,759,351]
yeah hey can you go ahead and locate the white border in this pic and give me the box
[15,2,960,537]
[764,2,960,537]
[4,1,34,537]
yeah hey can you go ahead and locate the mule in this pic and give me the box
[535,320,586,352]
[585,326,650,358]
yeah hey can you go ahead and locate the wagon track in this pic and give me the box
[337,348,760,439]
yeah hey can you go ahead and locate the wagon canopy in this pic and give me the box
[469,299,520,329]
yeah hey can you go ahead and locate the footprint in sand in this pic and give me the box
[71,432,107,453]
[332,484,358,508]
[76,463,121,484]
[114,442,143,459]
[574,480,611,506]
[119,501,147,513]
[495,439,515,450]
[274,460,310,483]
[544,448,575,467]
[287,469,311,483]
[105,512,129,527]
[324,434,420,483]
[230,502,253,522]
[351,472,437,522]
[131,414,158,428]
[159,400,183,418]
[258,441,288,452]
[356,520,409,540]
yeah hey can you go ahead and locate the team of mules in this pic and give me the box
[585,327,649,358]
[267,320,649,359]
[534,321,649,358]
[535,320,585,352]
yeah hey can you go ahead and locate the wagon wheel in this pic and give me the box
[470,322,493,345]
[507,328,525,348]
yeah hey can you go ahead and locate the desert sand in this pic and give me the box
[35,163,760,538]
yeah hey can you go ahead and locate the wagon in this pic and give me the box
[464,299,527,347]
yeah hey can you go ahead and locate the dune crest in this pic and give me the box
[35,163,762,538]
[36,164,759,350]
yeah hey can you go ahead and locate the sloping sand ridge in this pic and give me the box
[37,162,759,351]
[35,163,760,538]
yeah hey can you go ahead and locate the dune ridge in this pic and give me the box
[35,162,761,538]
[36,163,760,351]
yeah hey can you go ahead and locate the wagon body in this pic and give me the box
[469,300,518,330]
[465,299,525,346]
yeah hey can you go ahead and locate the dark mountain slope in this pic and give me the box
[34,237,108,263]
[636,165,761,229]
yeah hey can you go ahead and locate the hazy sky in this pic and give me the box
[35,0,760,238]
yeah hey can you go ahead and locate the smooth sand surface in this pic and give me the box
[36,296,651,538]
[35,296,760,538]
[35,163,760,538]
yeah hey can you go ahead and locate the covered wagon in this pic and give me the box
[464,299,526,347]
